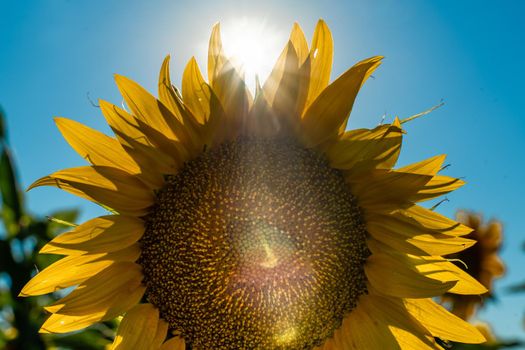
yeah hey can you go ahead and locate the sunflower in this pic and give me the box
[21,20,487,349]
[443,211,505,321]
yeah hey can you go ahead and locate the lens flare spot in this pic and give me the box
[275,326,298,345]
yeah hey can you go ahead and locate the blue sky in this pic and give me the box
[1,0,524,341]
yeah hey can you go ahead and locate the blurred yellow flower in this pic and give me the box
[474,322,498,344]
[445,211,505,320]
[21,20,487,349]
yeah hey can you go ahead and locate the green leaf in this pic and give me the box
[35,249,62,269]
[0,106,6,141]
[48,328,112,350]
[0,239,12,271]
[0,288,13,307]
[0,147,22,235]
[18,219,46,241]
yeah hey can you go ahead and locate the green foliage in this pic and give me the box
[0,107,115,349]
[0,139,22,238]
[0,106,5,141]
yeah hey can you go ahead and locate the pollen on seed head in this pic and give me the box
[139,138,370,350]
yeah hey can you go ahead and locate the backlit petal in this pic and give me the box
[182,57,212,124]
[160,337,186,350]
[305,19,333,113]
[365,246,456,298]
[111,304,163,350]
[40,215,144,255]
[208,23,226,85]
[301,56,383,147]
[405,298,486,343]
[28,166,154,216]
[326,122,403,173]
[289,23,309,64]
[45,262,144,315]
[40,312,106,334]
[55,117,139,174]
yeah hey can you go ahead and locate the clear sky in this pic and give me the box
[1,0,524,341]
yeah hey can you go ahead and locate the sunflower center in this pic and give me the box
[139,138,369,350]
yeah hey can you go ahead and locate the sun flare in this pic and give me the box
[220,18,285,90]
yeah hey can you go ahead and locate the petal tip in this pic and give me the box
[26,177,46,192]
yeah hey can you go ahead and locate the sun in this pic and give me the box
[220,17,285,90]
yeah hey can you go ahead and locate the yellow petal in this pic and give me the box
[98,244,141,262]
[410,175,465,202]
[111,304,163,350]
[196,90,225,147]
[365,241,456,298]
[270,42,302,133]
[182,57,212,124]
[114,75,200,159]
[113,130,177,183]
[212,61,252,140]
[295,56,312,117]
[395,155,462,202]
[99,100,173,188]
[390,328,438,350]
[99,99,144,140]
[28,166,154,216]
[207,22,225,85]
[159,57,210,148]
[417,256,488,295]
[365,255,457,299]
[40,312,106,334]
[366,216,476,256]
[262,34,311,118]
[289,22,309,64]
[160,337,185,350]
[152,320,169,349]
[351,169,432,208]
[21,244,141,297]
[337,304,397,349]
[397,155,446,176]
[99,100,186,160]
[325,123,402,173]
[301,56,383,147]
[313,336,336,350]
[246,87,280,137]
[20,253,110,296]
[394,205,473,236]
[131,113,193,164]
[114,74,177,140]
[405,298,486,343]
[262,41,289,106]
[40,215,144,255]
[305,19,333,113]
[158,56,187,123]
[46,262,144,315]
[55,117,139,174]
[170,55,226,147]
[337,293,436,350]
[360,293,437,349]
